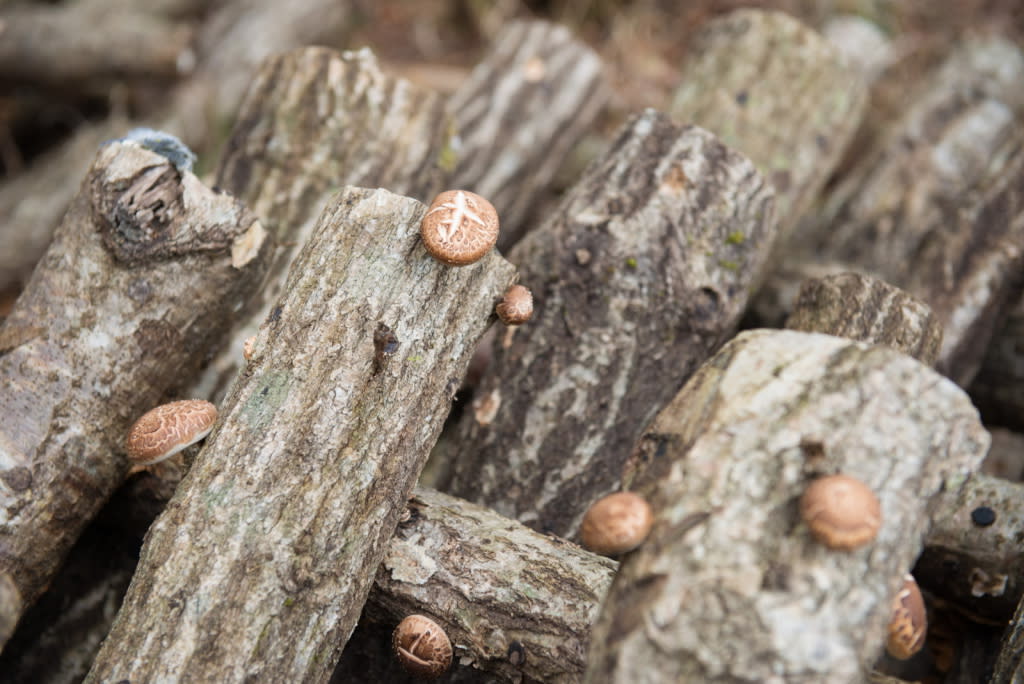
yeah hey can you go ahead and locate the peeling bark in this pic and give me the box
[441,110,777,538]
[785,271,943,365]
[85,187,516,682]
[590,329,988,683]
[191,46,453,402]
[669,8,866,233]
[0,140,270,651]
[449,19,607,251]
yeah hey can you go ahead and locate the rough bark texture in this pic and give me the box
[449,19,607,251]
[785,271,943,365]
[970,295,1024,431]
[759,37,1024,387]
[191,46,452,402]
[0,140,268,651]
[669,8,866,233]
[0,2,194,89]
[590,329,988,683]
[85,187,516,683]
[441,110,777,537]
[337,486,617,683]
[916,473,1024,621]
[0,0,355,292]
[992,594,1024,684]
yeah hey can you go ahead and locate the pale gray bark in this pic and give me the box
[449,19,607,251]
[785,272,943,365]
[669,8,866,234]
[85,187,516,683]
[338,486,617,683]
[589,329,988,683]
[0,140,270,651]
[441,110,777,538]
[191,46,453,402]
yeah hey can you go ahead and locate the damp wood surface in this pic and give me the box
[84,186,516,683]
[440,109,778,538]
[0,140,270,651]
[587,329,988,683]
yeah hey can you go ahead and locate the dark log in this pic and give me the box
[589,329,988,682]
[970,296,1024,431]
[785,271,943,365]
[991,593,1024,683]
[84,186,516,682]
[0,137,270,651]
[441,110,777,538]
[449,19,607,251]
[669,8,866,234]
[191,46,452,402]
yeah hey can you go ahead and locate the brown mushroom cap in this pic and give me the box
[420,190,499,266]
[800,474,881,550]
[579,491,654,556]
[496,284,533,325]
[125,400,218,466]
[392,614,453,679]
[886,574,927,660]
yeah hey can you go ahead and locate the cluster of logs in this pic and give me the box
[1,6,1023,683]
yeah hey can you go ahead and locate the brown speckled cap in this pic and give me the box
[125,399,218,466]
[420,190,499,266]
[579,491,654,556]
[496,284,533,325]
[392,614,452,679]
[800,474,881,550]
[886,574,927,659]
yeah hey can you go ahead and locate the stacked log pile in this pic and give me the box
[1,4,1023,683]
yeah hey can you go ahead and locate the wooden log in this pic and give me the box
[337,486,617,683]
[0,137,270,651]
[449,19,607,251]
[191,46,452,402]
[785,272,943,365]
[589,329,988,682]
[760,37,1024,387]
[669,8,866,234]
[84,187,516,682]
[970,297,1024,432]
[991,594,1024,683]
[915,473,1024,621]
[0,2,194,89]
[440,110,777,537]
[982,428,1024,481]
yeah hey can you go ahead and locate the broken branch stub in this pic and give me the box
[669,8,866,234]
[85,187,516,683]
[449,19,607,251]
[442,109,777,537]
[0,140,269,651]
[591,329,988,683]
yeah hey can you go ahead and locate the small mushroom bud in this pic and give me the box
[243,335,256,361]
[496,284,533,325]
[420,189,499,266]
[392,614,452,679]
[579,491,654,556]
[125,400,218,467]
[800,474,881,550]
[886,574,927,660]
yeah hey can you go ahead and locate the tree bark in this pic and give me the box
[0,139,269,651]
[336,486,617,683]
[440,110,777,538]
[85,186,516,682]
[758,37,1024,387]
[449,19,607,252]
[915,472,1024,621]
[669,8,866,234]
[191,46,453,402]
[991,593,1024,684]
[785,271,943,365]
[590,329,988,683]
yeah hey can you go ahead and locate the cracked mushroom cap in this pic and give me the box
[579,491,654,556]
[800,474,881,550]
[420,190,499,266]
[496,284,533,325]
[392,614,452,679]
[886,574,927,660]
[125,399,218,466]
